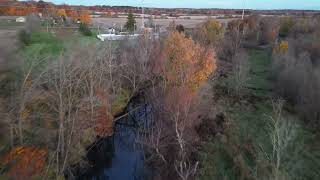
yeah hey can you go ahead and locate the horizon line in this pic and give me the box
[16,1,320,11]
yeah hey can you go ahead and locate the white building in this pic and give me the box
[97,34,140,41]
[16,17,26,23]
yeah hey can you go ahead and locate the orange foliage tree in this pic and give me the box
[94,90,114,137]
[163,31,216,90]
[0,6,5,15]
[273,40,289,54]
[6,6,16,16]
[79,11,91,24]
[198,18,224,46]
[1,5,38,16]
[66,9,79,21]
[56,8,67,18]
[1,146,47,180]
[151,31,216,179]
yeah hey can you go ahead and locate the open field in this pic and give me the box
[0,19,24,30]
[0,15,236,31]
[92,17,237,28]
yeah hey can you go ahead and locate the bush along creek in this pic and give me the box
[65,93,153,180]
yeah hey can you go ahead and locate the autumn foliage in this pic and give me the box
[1,146,47,180]
[163,31,216,90]
[66,9,79,21]
[0,6,38,16]
[94,90,114,137]
[79,11,91,24]
[198,18,224,46]
[0,5,91,24]
[57,9,67,18]
[273,40,289,54]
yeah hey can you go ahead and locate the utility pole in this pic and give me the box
[242,0,246,20]
[242,9,245,20]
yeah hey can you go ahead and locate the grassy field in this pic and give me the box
[0,20,24,27]
[197,49,320,180]
[92,17,236,29]
[247,50,273,98]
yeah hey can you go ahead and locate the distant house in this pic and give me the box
[97,34,140,41]
[16,17,26,23]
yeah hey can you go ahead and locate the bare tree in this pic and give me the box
[11,42,122,177]
[228,50,250,96]
[219,19,245,61]
[119,34,161,96]
[169,90,199,180]
[263,99,297,180]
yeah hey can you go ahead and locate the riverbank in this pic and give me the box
[66,93,152,179]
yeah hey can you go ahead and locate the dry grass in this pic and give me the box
[92,17,236,29]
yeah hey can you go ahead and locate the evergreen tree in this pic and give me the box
[176,24,185,33]
[125,13,136,34]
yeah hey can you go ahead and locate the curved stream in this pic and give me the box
[69,96,153,180]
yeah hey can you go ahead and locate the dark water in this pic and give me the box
[69,97,153,180]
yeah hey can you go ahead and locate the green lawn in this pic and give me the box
[0,20,24,28]
[20,30,102,60]
[247,50,272,98]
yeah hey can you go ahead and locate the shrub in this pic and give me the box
[290,18,318,37]
[279,16,295,37]
[194,18,224,47]
[243,15,261,43]
[79,11,91,24]
[272,45,320,126]
[273,41,289,54]
[79,23,92,36]
[176,24,185,33]
[25,13,41,34]
[259,17,279,45]
[1,146,47,179]
[218,19,243,61]
[18,30,31,46]
[272,18,320,124]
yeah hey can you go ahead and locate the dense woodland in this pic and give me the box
[0,4,320,180]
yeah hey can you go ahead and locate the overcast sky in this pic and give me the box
[43,0,320,10]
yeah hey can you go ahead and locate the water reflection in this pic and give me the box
[90,103,153,180]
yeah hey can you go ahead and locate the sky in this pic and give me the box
[42,0,320,10]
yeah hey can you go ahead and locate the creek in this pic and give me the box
[67,95,153,180]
